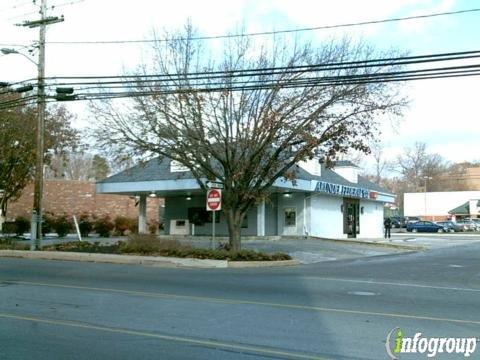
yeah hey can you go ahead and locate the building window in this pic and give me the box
[188,207,220,225]
[284,208,296,227]
[242,214,248,228]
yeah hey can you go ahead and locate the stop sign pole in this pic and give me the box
[206,188,222,249]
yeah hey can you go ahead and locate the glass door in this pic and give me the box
[343,199,360,238]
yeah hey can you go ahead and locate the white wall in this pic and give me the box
[404,191,480,217]
[298,158,321,176]
[332,166,359,183]
[359,200,384,238]
[309,194,345,238]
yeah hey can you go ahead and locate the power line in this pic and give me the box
[0,42,29,47]
[2,9,39,21]
[3,49,480,109]
[0,0,34,14]
[8,48,479,90]
[41,50,480,87]
[34,7,480,45]
[3,65,479,110]
[49,0,85,10]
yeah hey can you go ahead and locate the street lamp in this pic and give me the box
[0,48,38,66]
[423,176,432,220]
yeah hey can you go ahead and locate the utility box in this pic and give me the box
[170,219,190,235]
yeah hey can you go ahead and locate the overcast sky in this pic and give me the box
[1,0,479,168]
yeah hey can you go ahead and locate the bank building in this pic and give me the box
[97,158,394,239]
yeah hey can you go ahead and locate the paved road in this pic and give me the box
[1,241,479,359]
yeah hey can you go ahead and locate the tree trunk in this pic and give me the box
[0,197,7,217]
[0,198,6,233]
[226,208,244,251]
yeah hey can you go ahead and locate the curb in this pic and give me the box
[392,233,480,237]
[228,260,299,268]
[0,250,300,268]
[305,236,426,251]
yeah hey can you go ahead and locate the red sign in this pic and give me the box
[206,189,222,211]
[369,191,378,200]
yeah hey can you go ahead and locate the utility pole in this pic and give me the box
[18,0,64,250]
[423,176,432,221]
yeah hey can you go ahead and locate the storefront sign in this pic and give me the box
[314,181,369,199]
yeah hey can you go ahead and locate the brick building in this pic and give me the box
[6,180,161,224]
[464,167,480,189]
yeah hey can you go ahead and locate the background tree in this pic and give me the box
[0,96,36,219]
[370,142,394,185]
[90,154,110,180]
[0,98,80,219]
[92,25,406,250]
[44,105,82,178]
[45,152,110,181]
[396,142,447,192]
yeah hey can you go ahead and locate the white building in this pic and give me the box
[404,191,480,220]
[96,158,394,239]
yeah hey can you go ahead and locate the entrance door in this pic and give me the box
[343,199,360,238]
[282,207,297,236]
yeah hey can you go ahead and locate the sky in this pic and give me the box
[0,0,479,170]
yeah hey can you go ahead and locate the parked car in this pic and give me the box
[405,216,421,225]
[435,221,463,232]
[390,216,405,228]
[457,220,480,231]
[406,221,448,233]
[464,218,480,231]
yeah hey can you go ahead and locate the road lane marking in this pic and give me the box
[0,312,326,360]
[5,280,480,326]
[300,277,480,293]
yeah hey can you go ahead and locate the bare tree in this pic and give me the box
[371,142,394,184]
[396,142,447,192]
[92,25,406,250]
[45,152,111,181]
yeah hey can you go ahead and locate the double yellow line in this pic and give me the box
[7,280,480,325]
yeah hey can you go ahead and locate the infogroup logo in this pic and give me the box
[386,327,478,359]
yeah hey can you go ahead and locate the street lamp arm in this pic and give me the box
[0,48,38,66]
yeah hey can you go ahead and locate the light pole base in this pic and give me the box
[30,212,38,251]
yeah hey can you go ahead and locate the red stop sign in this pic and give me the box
[206,189,222,211]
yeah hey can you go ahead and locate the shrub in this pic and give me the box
[2,221,17,234]
[52,215,73,237]
[42,213,55,236]
[0,238,29,250]
[128,218,138,234]
[43,241,120,254]
[38,235,292,262]
[148,221,159,235]
[78,214,93,237]
[94,215,114,237]
[114,216,131,235]
[14,216,30,236]
[120,234,185,254]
